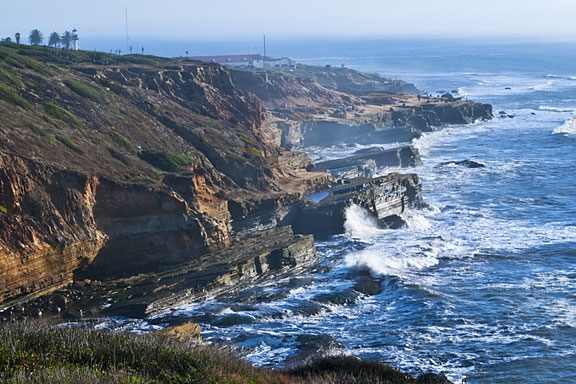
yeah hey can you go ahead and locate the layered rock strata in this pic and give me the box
[290,173,424,240]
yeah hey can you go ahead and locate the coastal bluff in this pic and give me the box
[0,42,491,315]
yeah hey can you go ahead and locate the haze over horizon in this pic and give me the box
[3,0,576,57]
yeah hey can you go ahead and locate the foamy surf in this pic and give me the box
[553,117,576,135]
[538,106,575,113]
[344,247,440,277]
[344,204,385,240]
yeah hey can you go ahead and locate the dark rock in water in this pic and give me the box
[379,214,407,229]
[415,373,454,384]
[505,87,512,90]
[499,111,507,115]
[213,314,256,327]
[440,160,486,168]
[531,112,537,115]
[508,115,515,118]
[289,334,344,365]
[313,289,361,306]
[352,271,383,296]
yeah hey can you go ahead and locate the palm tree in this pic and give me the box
[15,32,21,44]
[48,32,61,47]
[29,29,43,45]
[61,31,72,50]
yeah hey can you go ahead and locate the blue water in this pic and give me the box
[104,40,576,383]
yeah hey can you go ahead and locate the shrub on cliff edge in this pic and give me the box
[45,103,84,128]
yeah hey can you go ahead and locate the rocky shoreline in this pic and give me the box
[0,43,490,378]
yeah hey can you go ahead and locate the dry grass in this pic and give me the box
[0,321,450,384]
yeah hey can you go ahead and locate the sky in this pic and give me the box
[2,0,576,55]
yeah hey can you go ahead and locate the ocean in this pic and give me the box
[103,39,576,383]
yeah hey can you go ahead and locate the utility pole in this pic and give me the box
[125,7,129,54]
[263,34,266,68]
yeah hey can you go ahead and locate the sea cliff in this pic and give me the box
[0,42,491,320]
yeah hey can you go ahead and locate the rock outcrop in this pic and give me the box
[313,146,421,179]
[290,173,425,240]
[0,42,491,315]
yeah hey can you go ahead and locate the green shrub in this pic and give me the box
[4,53,49,75]
[28,122,56,143]
[109,130,132,148]
[64,79,104,103]
[45,103,83,128]
[0,62,22,88]
[240,134,256,145]
[55,135,83,154]
[139,149,196,172]
[107,147,132,165]
[0,83,29,109]
[0,205,7,214]
[43,115,57,127]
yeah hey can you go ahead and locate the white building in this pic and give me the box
[184,54,295,69]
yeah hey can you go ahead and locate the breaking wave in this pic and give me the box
[538,106,575,113]
[344,204,385,240]
[553,117,576,135]
[344,245,440,277]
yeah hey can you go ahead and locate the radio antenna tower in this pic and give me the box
[125,7,129,53]
[263,34,267,68]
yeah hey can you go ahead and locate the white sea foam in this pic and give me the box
[344,204,385,240]
[402,211,433,230]
[538,105,575,113]
[530,80,557,91]
[344,247,440,277]
[553,117,576,135]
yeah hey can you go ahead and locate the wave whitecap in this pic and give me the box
[538,106,575,113]
[344,247,440,277]
[553,117,576,135]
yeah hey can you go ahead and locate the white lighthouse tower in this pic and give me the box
[72,28,79,50]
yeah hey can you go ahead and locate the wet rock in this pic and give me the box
[291,173,424,240]
[415,373,454,384]
[313,146,421,179]
[313,289,361,306]
[440,160,486,168]
[213,314,256,327]
[106,227,318,318]
[379,213,407,229]
[288,334,344,365]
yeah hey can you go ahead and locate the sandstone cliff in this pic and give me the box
[0,42,491,313]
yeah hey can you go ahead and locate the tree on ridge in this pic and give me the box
[29,29,43,45]
[15,32,20,44]
[48,32,61,48]
[61,31,72,50]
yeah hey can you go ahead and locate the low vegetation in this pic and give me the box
[45,103,83,128]
[28,123,56,143]
[0,322,449,384]
[0,205,7,214]
[108,130,133,149]
[139,149,197,172]
[0,84,29,109]
[55,135,83,154]
[64,79,105,103]
[0,62,23,88]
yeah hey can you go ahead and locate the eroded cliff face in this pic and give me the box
[0,44,333,308]
[0,153,106,305]
[0,43,491,312]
